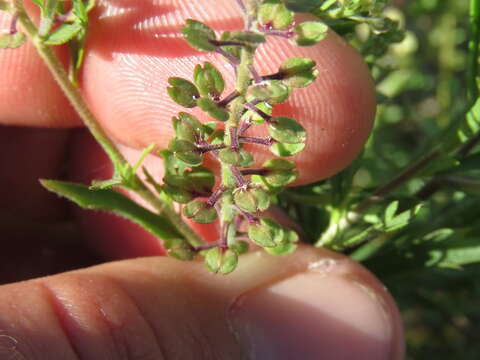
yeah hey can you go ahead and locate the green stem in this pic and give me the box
[467,0,480,103]
[13,0,203,247]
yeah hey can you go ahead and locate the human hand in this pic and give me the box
[0,1,404,359]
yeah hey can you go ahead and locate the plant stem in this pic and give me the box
[467,0,480,103]
[13,0,204,247]
[355,150,440,213]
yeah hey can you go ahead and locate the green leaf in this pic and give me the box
[0,32,27,49]
[168,138,202,166]
[420,231,480,269]
[183,200,217,224]
[167,77,200,108]
[218,148,254,167]
[172,112,204,142]
[196,97,229,121]
[458,98,480,143]
[181,19,217,52]
[279,57,319,88]
[283,0,323,12]
[193,62,225,99]
[258,0,294,30]
[31,0,44,7]
[379,201,423,232]
[268,116,307,144]
[43,22,84,45]
[293,21,328,46]
[40,180,183,242]
[270,142,305,156]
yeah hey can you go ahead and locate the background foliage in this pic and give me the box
[283,0,479,358]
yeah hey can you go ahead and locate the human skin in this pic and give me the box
[0,1,404,359]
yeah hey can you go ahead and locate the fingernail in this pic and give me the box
[229,258,395,360]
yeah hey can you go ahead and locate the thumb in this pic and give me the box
[0,247,403,359]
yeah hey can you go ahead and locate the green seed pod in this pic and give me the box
[247,218,285,247]
[279,57,319,88]
[241,101,272,124]
[167,77,200,108]
[167,239,195,260]
[258,0,294,30]
[268,116,306,144]
[168,138,202,166]
[181,19,217,52]
[234,187,270,213]
[183,199,217,224]
[293,21,328,46]
[219,148,254,167]
[270,142,306,157]
[204,248,239,274]
[197,97,230,122]
[162,183,194,204]
[230,240,249,254]
[249,80,291,104]
[193,62,225,99]
[262,159,299,186]
[172,112,204,142]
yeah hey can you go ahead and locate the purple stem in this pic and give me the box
[196,142,227,153]
[215,48,240,65]
[9,13,19,35]
[230,126,240,151]
[239,119,252,135]
[241,168,269,176]
[261,29,295,39]
[261,72,286,81]
[239,136,274,146]
[249,64,262,84]
[206,186,227,207]
[217,91,240,108]
[193,242,219,252]
[210,39,246,47]
[219,223,229,252]
[243,102,272,121]
[230,166,247,187]
[233,205,259,225]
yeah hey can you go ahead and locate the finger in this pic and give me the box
[0,12,80,127]
[0,126,71,222]
[0,246,403,360]
[0,126,103,283]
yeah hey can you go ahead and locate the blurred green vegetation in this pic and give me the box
[281,0,479,358]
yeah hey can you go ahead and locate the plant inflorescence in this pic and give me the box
[160,2,329,273]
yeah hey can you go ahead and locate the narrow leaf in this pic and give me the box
[43,23,83,45]
[40,180,183,242]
